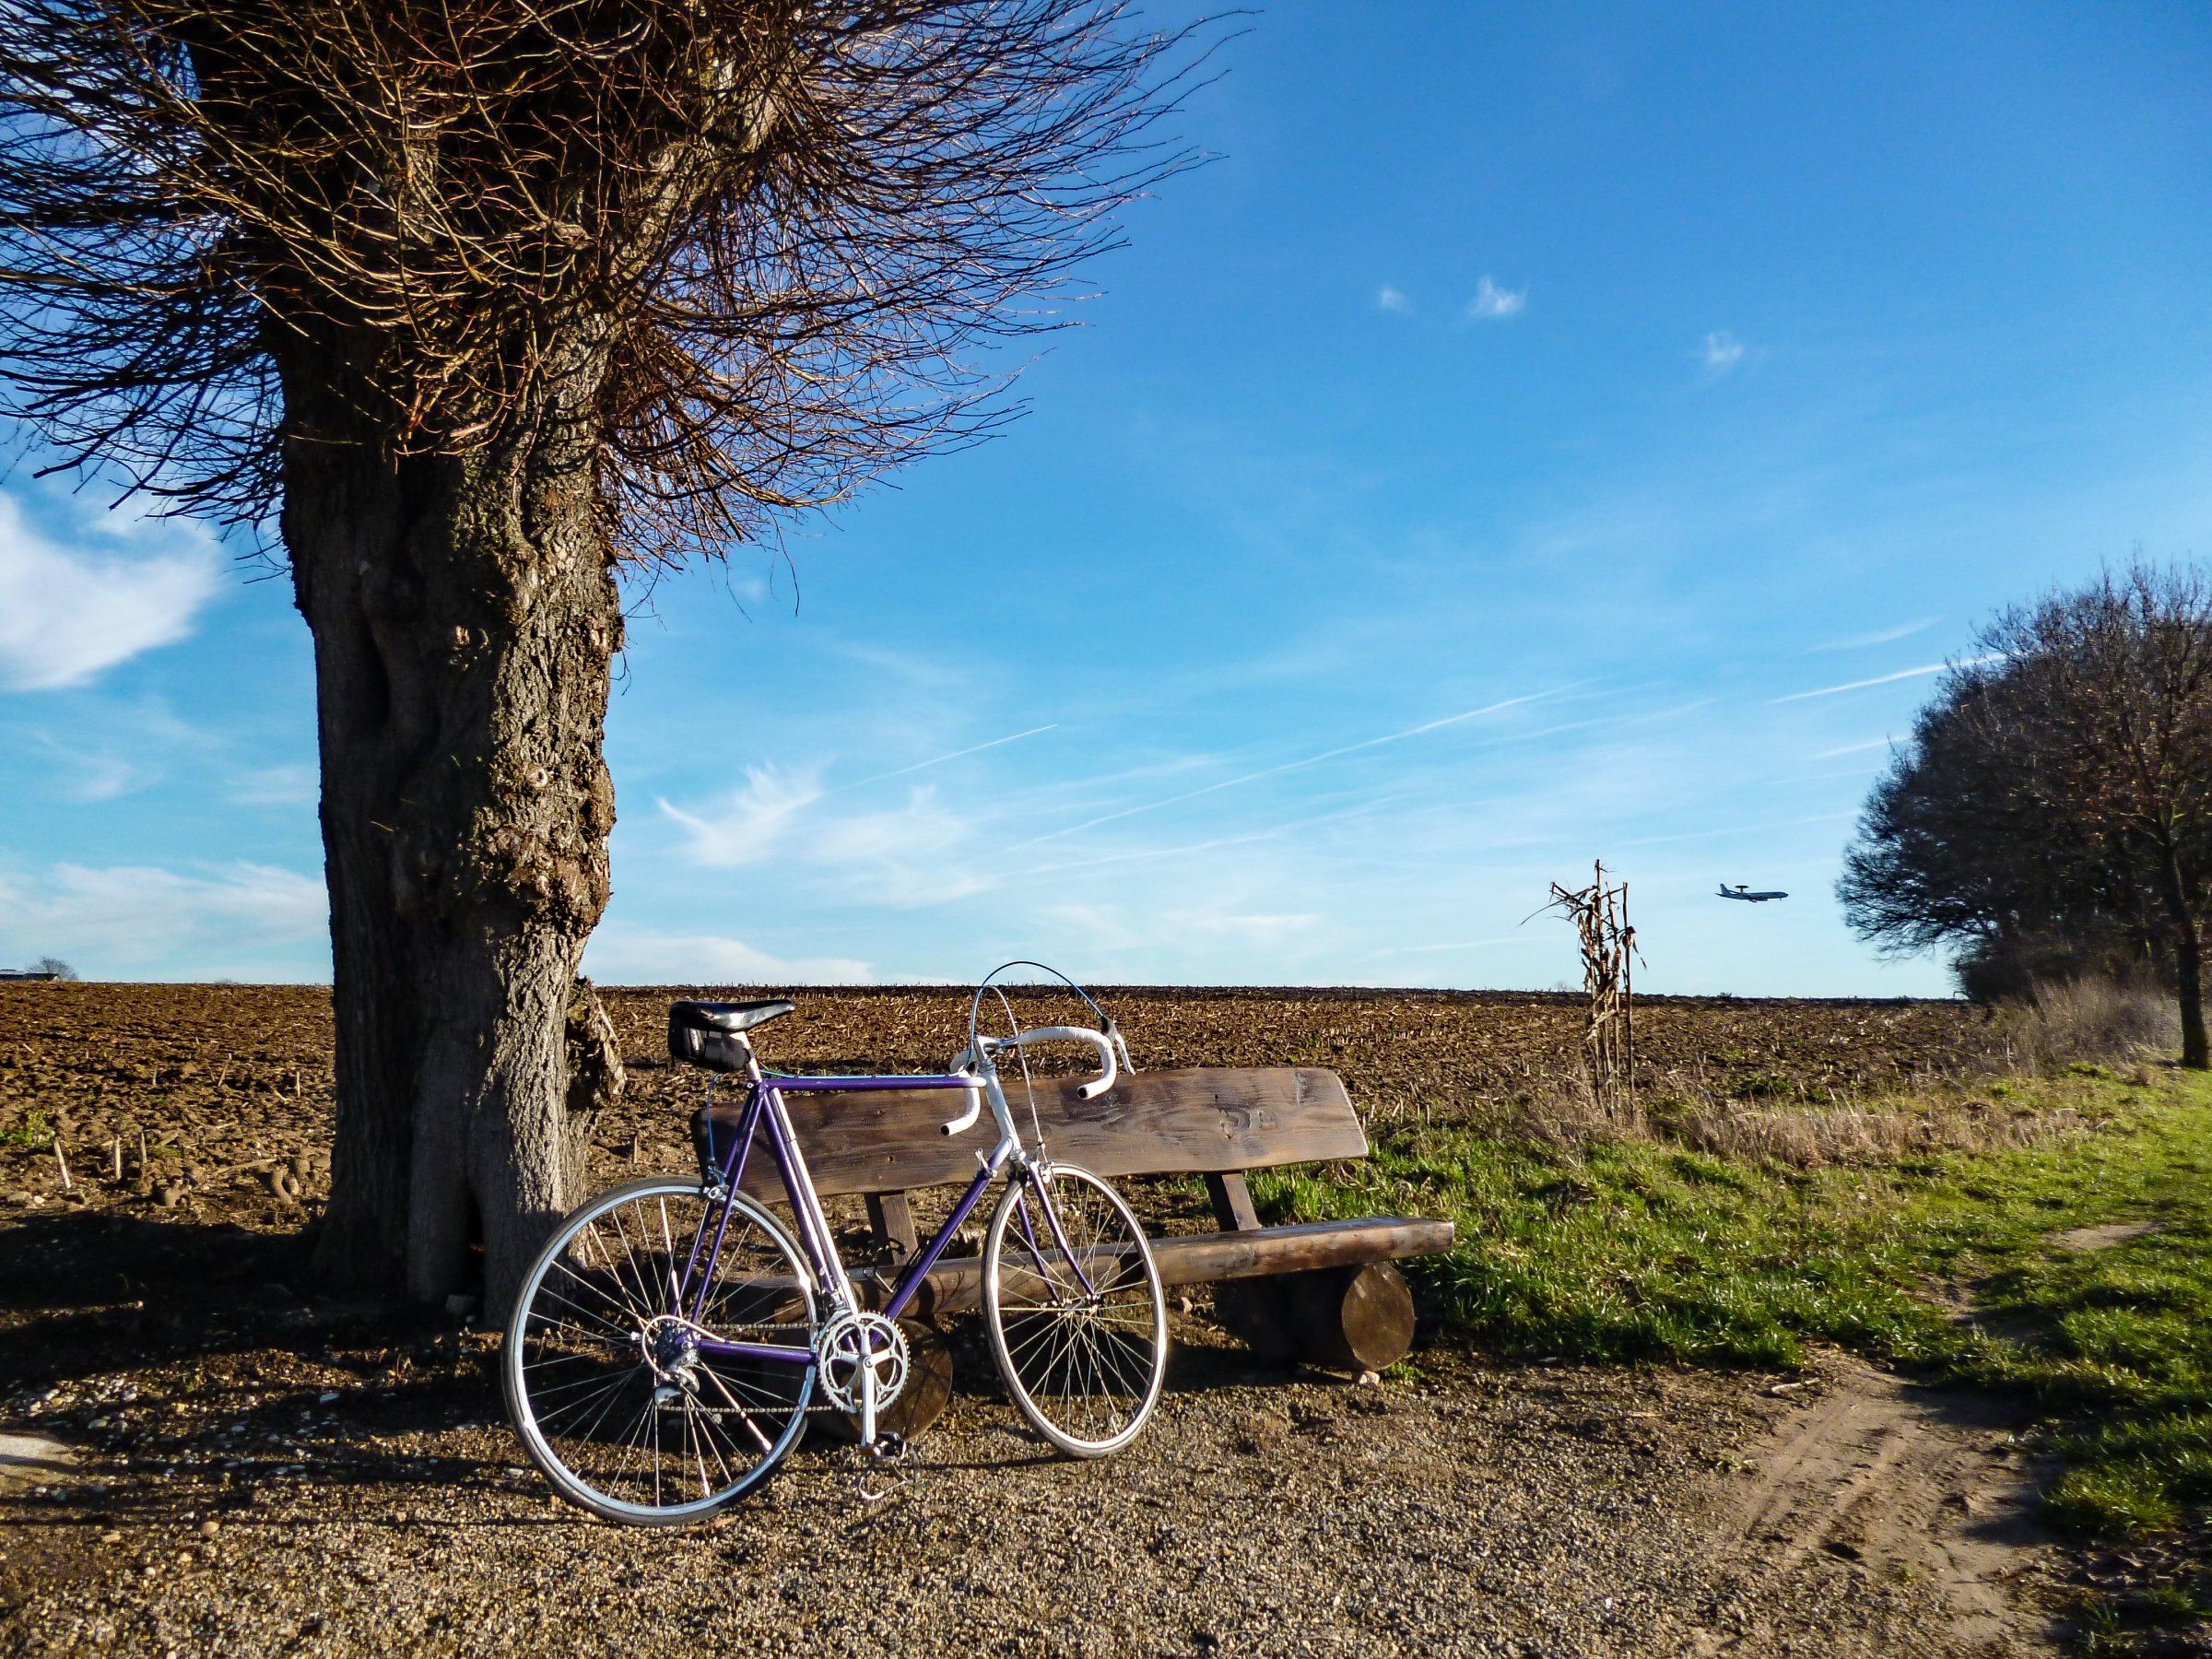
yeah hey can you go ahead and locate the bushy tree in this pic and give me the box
[1841,565,2212,1065]
[0,0,1204,1307]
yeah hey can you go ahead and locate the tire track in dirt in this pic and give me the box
[1698,1355,2059,1656]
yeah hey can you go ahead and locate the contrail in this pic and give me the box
[1006,688,1568,850]
[844,724,1058,789]
[1770,654,2000,704]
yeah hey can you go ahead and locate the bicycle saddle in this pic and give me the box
[671,998,795,1035]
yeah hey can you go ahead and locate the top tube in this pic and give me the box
[760,1072,975,1092]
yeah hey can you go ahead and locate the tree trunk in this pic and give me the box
[2159,846,2208,1070]
[2175,924,2208,1070]
[281,335,624,1313]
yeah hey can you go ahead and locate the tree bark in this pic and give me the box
[2158,845,2209,1070]
[282,332,624,1313]
[2175,924,2208,1071]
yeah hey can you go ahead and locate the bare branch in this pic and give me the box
[0,0,1214,560]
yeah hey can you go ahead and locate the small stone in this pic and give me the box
[197,1520,218,1537]
[1356,1370,1382,1387]
[100,1529,121,1545]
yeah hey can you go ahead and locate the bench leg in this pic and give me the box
[1213,1278,1300,1364]
[1213,1262,1417,1373]
[1286,1262,1416,1373]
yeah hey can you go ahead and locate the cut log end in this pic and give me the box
[1220,1262,1416,1374]
[1293,1261,1416,1373]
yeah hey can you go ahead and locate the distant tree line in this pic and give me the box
[1841,563,2212,1068]
[0,957,77,980]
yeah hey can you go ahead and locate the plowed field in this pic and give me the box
[0,982,1986,1232]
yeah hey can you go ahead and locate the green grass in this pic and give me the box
[1253,1070,2212,1557]
[0,1109,54,1151]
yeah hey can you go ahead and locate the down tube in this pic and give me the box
[882,1162,999,1322]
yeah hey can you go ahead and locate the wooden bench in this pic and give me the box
[691,1064,1454,1430]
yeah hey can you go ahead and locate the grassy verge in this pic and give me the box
[1254,1066,2212,1636]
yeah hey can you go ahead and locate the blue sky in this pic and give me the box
[6,0,2212,993]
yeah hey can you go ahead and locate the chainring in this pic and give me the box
[814,1310,911,1414]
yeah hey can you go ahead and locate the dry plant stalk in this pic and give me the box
[1544,861,1640,1126]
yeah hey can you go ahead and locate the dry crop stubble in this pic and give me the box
[0,982,2025,1231]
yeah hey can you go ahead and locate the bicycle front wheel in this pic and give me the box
[982,1162,1168,1457]
[502,1178,819,1525]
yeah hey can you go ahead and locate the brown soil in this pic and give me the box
[0,982,1994,1236]
[1705,1354,2057,1656]
[2047,1221,2158,1253]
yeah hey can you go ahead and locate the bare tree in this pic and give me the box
[1841,564,2212,1066]
[32,957,79,981]
[1839,658,2152,999]
[0,0,1206,1308]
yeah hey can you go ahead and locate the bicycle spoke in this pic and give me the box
[507,1182,819,1523]
[986,1166,1166,1457]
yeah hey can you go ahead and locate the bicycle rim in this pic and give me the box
[983,1163,1168,1457]
[502,1178,818,1524]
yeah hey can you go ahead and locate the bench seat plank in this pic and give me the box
[701,1066,1367,1203]
[879,1216,1453,1316]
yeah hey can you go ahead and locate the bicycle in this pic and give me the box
[500,964,1170,1525]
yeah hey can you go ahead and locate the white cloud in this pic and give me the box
[229,763,319,808]
[1037,901,1150,954]
[1701,330,1747,373]
[660,767,988,908]
[582,926,872,986]
[56,751,140,803]
[807,788,990,907]
[1359,936,1549,959]
[1376,285,1410,313]
[1170,909,1319,943]
[1011,687,1567,848]
[0,494,222,690]
[657,762,825,867]
[1615,810,1856,848]
[0,860,325,974]
[1816,618,1938,652]
[1467,276,1526,320]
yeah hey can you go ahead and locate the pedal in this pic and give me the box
[869,1431,907,1463]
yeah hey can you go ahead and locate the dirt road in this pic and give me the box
[0,1314,2060,1658]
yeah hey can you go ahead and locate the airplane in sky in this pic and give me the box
[1717,883,1789,903]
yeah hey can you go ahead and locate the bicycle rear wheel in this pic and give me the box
[502,1178,818,1524]
[982,1162,1168,1457]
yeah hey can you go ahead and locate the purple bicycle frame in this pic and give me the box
[680,1072,1006,1370]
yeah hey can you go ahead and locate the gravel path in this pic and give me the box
[0,1318,2055,1658]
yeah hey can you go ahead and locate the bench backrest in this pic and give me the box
[697,1066,1365,1203]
